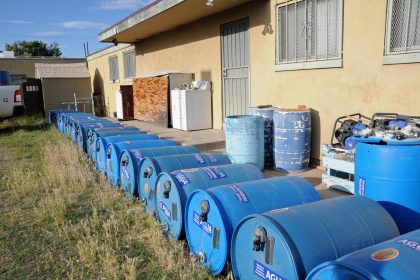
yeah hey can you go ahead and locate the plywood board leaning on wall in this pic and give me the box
[133,76,169,127]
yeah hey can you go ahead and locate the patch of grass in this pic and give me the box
[0,114,49,134]
[0,116,218,279]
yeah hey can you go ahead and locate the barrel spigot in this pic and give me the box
[163,181,171,199]
[96,142,101,152]
[253,227,267,251]
[199,200,210,222]
[106,147,112,159]
[160,223,169,232]
[121,155,129,166]
[143,166,153,178]
[197,251,206,263]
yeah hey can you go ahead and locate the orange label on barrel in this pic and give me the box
[156,182,160,196]
[371,248,399,261]
[144,183,149,194]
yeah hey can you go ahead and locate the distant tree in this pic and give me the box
[5,40,62,57]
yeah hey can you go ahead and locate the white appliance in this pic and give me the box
[171,82,212,131]
[115,90,123,120]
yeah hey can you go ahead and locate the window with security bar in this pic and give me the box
[123,50,136,79]
[109,56,119,82]
[385,0,420,62]
[276,0,343,70]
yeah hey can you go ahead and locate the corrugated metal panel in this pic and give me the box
[221,18,250,118]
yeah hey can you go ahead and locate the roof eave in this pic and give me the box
[98,0,184,43]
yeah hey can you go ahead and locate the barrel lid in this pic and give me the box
[185,189,229,275]
[231,214,299,280]
[155,172,184,239]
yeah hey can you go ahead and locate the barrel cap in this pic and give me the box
[185,189,229,275]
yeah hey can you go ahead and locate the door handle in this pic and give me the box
[222,69,227,77]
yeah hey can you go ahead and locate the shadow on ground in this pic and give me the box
[0,123,50,135]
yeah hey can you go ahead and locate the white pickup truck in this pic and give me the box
[0,71,23,118]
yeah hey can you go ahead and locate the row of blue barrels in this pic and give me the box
[147,159,413,279]
[49,110,417,279]
[226,109,311,172]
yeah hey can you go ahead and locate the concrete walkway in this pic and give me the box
[122,120,225,151]
[120,119,346,199]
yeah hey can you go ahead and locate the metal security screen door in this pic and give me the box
[221,18,250,118]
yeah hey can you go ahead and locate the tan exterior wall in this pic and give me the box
[87,45,135,117]
[0,58,85,78]
[132,0,420,161]
[41,78,92,114]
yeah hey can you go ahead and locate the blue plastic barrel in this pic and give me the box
[58,112,87,133]
[76,122,122,152]
[185,176,320,275]
[49,110,77,127]
[95,134,157,171]
[0,71,11,85]
[225,115,265,170]
[249,108,275,166]
[105,139,177,183]
[355,140,420,234]
[69,118,104,140]
[87,128,142,160]
[72,120,114,143]
[231,196,399,280]
[273,109,311,172]
[155,163,264,240]
[307,229,420,280]
[119,146,200,198]
[66,116,98,137]
[139,153,231,213]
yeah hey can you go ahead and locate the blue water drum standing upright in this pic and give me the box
[249,107,275,166]
[87,128,141,160]
[273,109,311,172]
[307,229,420,280]
[355,139,420,234]
[119,146,200,198]
[155,163,264,240]
[185,176,320,275]
[231,196,399,280]
[106,139,177,184]
[225,115,265,170]
[95,134,156,171]
[0,70,11,85]
[139,153,231,213]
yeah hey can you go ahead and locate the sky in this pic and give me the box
[0,0,152,58]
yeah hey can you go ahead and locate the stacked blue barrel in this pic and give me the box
[48,109,420,279]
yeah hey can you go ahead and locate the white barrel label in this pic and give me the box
[254,260,286,280]
[171,171,191,186]
[202,167,227,180]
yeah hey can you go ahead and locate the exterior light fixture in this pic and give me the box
[206,0,213,7]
